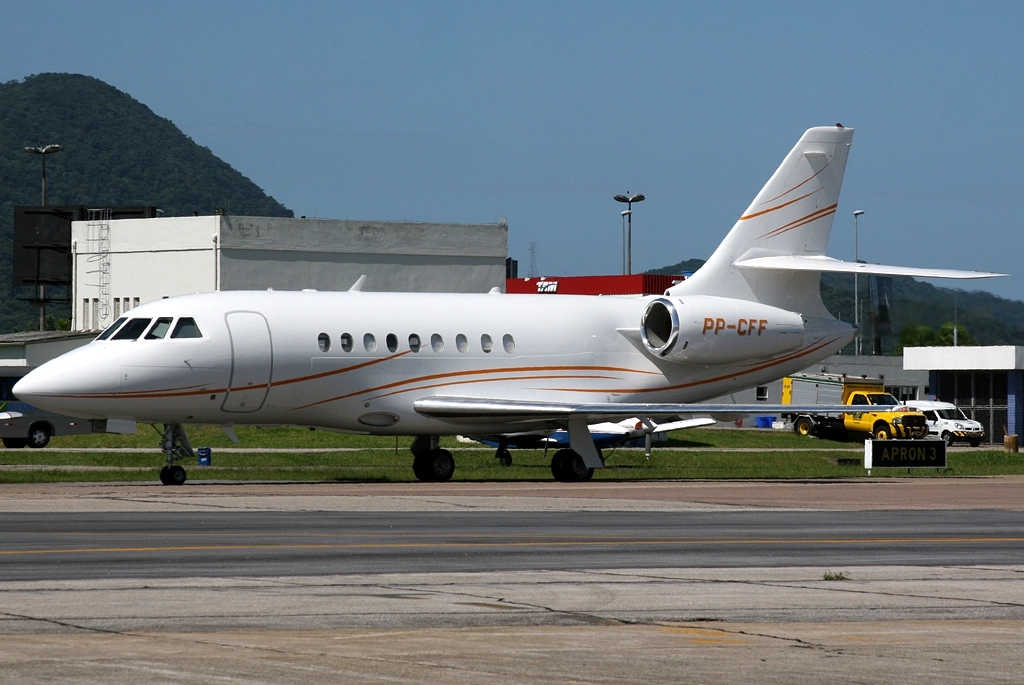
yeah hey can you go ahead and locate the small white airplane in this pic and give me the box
[13,125,1003,484]
[474,416,717,464]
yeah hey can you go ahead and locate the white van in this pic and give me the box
[902,400,985,447]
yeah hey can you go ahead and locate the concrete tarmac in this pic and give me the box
[2,478,1024,684]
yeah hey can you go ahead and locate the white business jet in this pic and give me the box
[13,125,1002,484]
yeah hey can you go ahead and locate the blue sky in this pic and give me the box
[3,1,1022,300]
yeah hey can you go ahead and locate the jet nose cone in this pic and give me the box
[14,346,121,415]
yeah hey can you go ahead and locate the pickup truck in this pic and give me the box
[782,373,929,441]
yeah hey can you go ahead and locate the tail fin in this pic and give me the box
[669,125,854,316]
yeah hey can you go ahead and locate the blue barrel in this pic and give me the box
[197,447,211,466]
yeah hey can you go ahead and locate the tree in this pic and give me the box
[896,322,973,354]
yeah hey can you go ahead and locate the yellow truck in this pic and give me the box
[781,373,929,441]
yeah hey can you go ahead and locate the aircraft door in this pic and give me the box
[221,311,273,413]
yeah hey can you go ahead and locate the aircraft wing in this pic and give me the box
[413,396,854,427]
[734,255,1005,279]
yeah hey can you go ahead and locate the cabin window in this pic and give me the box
[456,333,468,353]
[112,318,153,340]
[431,333,444,353]
[363,333,377,352]
[171,317,203,339]
[96,317,127,341]
[386,333,399,353]
[502,334,515,354]
[145,317,173,340]
[340,333,353,352]
[409,334,421,352]
[481,334,493,353]
[318,332,331,352]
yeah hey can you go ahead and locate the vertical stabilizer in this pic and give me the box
[669,125,854,316]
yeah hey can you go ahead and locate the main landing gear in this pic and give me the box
[411,435,455,482]
[494,440,513,467]
[550,448,595,482]
[155,423,193,486]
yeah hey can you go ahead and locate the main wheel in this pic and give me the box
[27,423,52,448]
[565,452,594,482]
[159,466,171,485]
[413,449,455,482]
[2,437,27,449]
[167,465,187,485]
[794,417,814,437]
[412,454,431,481]
[551,449,594,482]
[429,449,455,481]
[551,449,573,481]
[941,431,954,447]
[873,423,892,441]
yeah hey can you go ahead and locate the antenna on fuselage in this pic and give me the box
[348,275,367,292]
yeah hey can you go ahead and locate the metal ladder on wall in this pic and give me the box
[86,208,112,326]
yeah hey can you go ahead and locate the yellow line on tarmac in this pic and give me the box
[2,535,1024,556]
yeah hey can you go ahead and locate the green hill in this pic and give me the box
[0,72,293,331]
[649,258,1024,351]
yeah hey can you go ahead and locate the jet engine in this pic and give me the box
[640,296,805,364]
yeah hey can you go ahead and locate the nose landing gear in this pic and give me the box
[155,423,194,486]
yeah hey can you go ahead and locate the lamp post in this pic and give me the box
[613,192,645,275]
[24,144,64,331]
[24,144,63,206]
[853,209,865,355]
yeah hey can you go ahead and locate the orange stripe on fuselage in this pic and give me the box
[40,350,414,401]
[538,336,841,396]
[291,365,657,409]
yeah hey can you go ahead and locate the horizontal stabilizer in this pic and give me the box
[734,255,1005,280]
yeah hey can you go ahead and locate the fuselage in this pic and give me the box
[13,289,854,434]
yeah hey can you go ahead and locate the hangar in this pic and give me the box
[904,345,1024,444]
[70,213,507,332]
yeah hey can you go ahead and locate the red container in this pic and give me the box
[505,274,686,296]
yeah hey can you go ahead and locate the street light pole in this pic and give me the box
[853,209,864,355]
[24,144,64,331]
[613,192,645,275]
[24,144,63,206]
[620,210,629,275]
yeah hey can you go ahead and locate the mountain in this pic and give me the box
[0,72,293,331]
[648,258,1024,351]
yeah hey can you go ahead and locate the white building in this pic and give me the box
[71,215,508,331]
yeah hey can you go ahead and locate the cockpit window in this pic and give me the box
[111,318,153,340]
[171,317,203,339]
[96,317,126,341]
[145,317,173,340]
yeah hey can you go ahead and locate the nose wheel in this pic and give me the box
[155,423,194,486]
[159,465,188,485]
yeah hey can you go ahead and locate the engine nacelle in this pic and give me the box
[640,296,805,364]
